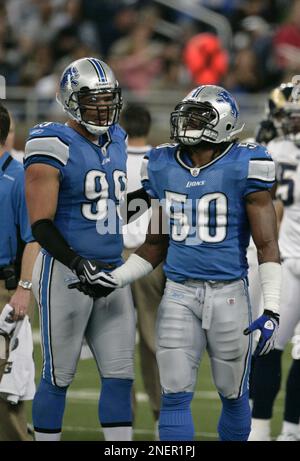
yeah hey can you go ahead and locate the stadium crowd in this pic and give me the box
[1,0,300,97]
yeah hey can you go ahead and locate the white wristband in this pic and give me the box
[259,262,281,314]
[111,254,153,287]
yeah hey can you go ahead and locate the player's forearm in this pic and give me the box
[31,219,79,269]
[258,262,281,315]
[136,239,168,268]
[255,239,281,315]
[121,188,151,223]
[19,241,40,281]
[110,238,168,287]
[256,239,281,265]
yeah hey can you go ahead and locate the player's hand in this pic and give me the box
[68,280,115,299]
[243,309,280,357]
[70,257,115,286]
[9,286,31,321]
[91,271,120,288]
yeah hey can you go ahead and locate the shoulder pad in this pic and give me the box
[25,123,70,166]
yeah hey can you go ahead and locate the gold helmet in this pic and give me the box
[267,82,300,145]
[267,83,294,121]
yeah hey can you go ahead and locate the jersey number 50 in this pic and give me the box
[165,191,228,243]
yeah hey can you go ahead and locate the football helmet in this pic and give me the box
[57,57,122,136]
[170,85,244,146]
[266,82,300,145]
[266,82,294,124]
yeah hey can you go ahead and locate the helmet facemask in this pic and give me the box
[170,102,219,146]
[68,87,123,136]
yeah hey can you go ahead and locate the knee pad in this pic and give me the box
[32,378,68,431]
[99,378,133,426]
[218,392,251,441]
[157,349,195,393]
[211,356,250,399]
[159,392,194,441]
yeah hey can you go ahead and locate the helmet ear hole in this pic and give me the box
[226,123,232,130]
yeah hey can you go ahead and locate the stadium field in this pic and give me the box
[26,328,292,442]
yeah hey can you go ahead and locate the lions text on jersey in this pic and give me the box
[142,142,275,282]
[24,122,127,266]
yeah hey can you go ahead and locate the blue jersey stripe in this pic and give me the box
[38,254,46,380]
[239,279,253,397]
[40,254,55,385]
[88,58,107,83]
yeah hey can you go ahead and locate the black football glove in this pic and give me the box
[68,280,115,299]
[68,257,116,299]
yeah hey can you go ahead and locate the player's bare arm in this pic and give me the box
[245,189,280,264]
[25,163,60,223]
[244,189,281,356]
[96,200,169,289]
[9,241,40,320]
[136,203,169,268]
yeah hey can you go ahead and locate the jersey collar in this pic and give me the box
[176,143,234,177]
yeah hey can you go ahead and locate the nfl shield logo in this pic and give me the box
[191,168,200,177]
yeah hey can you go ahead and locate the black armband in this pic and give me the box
[123,187,151,223]
[32,219,80,269]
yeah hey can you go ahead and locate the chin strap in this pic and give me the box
[81,121,109,136]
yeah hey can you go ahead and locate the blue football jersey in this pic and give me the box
[0,152,33,267]
[142,141,275,282]
[24,122,127,266]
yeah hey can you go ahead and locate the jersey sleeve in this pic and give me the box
[13,171,34,243]
[24,125,70,177]
[140,150,159,199]
[244,144,275,196]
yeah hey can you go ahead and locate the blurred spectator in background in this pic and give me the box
[230,0,284,32]
[82,0,140,58]
[51,0,99,61]
[150,42,190,91]
[223,47,263,93]
[273,0,300,81]
[237,15,281,89]
[183,33,228,85]
[108,7,164,93]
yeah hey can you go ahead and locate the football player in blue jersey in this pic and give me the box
[94,85,282,441]
[24,58,136,441]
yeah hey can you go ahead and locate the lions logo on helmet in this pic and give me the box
[216,90,239,119]
[60,66,80,90]
[170,85,244,146]
[57,57,123,136]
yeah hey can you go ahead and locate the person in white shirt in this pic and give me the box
[121,104,165,435]
[249,83,300,441]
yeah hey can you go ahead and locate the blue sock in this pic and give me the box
[99,378,133,427]
[159,392,194,441]
[218,392,251,441]
[32,378,67,432]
